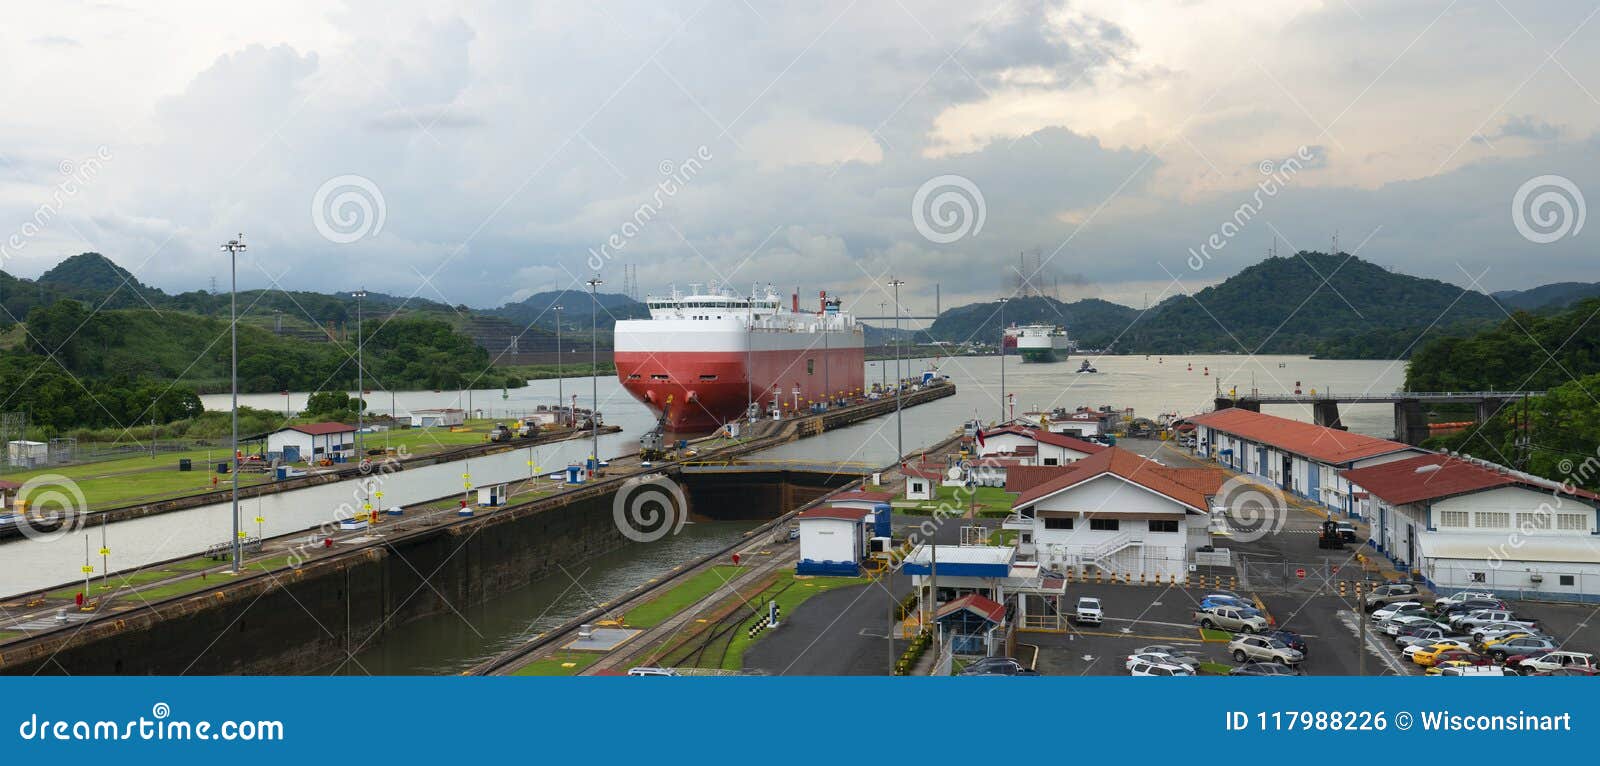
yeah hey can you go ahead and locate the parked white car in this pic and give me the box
[1513,651,1596,674]
[1128,659,1194,677]
[1471,623,1548,643]
[1125,652,1200,671]
[1381,615,1440,636]
[1372,601,1428,622]
[1073,597,1104,626]
[1435,591,1497,609]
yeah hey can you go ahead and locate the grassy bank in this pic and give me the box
[3,418,552,512]
[499,361,617,380]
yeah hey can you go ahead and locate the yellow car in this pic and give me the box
[1479,633,1535,650]
[1412,643,1465,667]
[1426,660,1474,676]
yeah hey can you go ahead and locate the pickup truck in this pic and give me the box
[1450,609,1537,633]
[1195,605,1268,634]
[1512,651,1596,674]
[1073,597,1104,626]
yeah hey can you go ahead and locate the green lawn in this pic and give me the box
[1,419,545,512]
[47,553,303,603]
[624,566,747,628]
[513,651,603,676]
[1198,661,1233,675]
[895,484,1017,516]
[715,574,870,671]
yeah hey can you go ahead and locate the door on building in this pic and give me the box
[1280,454,1293,493]
[1255,447,1267,477]
[1307,464,1320,503]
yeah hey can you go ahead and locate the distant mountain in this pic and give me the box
[486,290,649,335]
[1119,253,1505,357]
[35,252,163,310]
[1492,282,1600,311]
[926,295,1139,348]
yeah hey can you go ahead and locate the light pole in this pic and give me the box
[889,278,906,460]
[353,289,366,460]
[586,277,603,469]
[220,234,246,574]
[878,300,888,391]
[998,297,1008,425]
[553,304,564,426]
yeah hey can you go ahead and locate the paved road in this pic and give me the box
[743,573,907,676]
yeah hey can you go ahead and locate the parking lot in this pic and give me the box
[1021,582,1600,677]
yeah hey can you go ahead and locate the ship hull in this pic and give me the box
[1016,339,1071,363]
[1019,348,1062,363]
[615,320,865,433]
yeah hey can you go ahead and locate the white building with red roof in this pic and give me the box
[1189,408,1428,515]
[265,422,357,464]
[979,424,1106,467]
[1341,453,1600,599]
[795,504,875,576]
[1002,447,1223,579]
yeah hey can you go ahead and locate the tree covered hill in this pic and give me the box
[1405,296,1600,392]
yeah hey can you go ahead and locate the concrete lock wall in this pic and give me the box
[1,470,849,675]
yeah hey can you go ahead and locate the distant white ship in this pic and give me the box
[1005,324,1072,363]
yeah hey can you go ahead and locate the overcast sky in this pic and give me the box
[1,0,1595,317]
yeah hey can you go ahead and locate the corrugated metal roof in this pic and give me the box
[1189,408,1413,464]
[1340,453,1600,505]
[287,422,355,436]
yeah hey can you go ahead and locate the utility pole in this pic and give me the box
[889,278,906,460]
[586,277,604,469]
[998,297,1009,424]
[220,234,246,574]
[554,305,564,426]
[353,289,366,459]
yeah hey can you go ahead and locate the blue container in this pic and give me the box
[872,502,892,538]
[565,465,584,484]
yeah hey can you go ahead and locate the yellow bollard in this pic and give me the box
[1140,572,1147,586]
[1230,576,1238,589]
[1096,570,1103,585]
[1339,581,1347,597]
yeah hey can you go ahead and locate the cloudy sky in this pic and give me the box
[0,0,1595,317]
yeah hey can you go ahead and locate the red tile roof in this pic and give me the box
[1340,453,1600,505]
[1188,408,1413,465]
[797,506,874,521]
[1004,465,1082,495]
[1012,447,1214,512]
[288,422,355,436]
[935,593,1006,624]
[983,425,1107,454]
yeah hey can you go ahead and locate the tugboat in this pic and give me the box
[1076,359,1098,374]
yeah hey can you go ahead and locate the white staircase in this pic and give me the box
[1075,532,1144,572]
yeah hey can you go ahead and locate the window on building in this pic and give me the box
[1560,575,1576,587]
[1469,572,1487,583]
[1042,457,1058,466]
[1438,511,1468,528]
[1148,519,1179,533]
[1516,512,1552,531]
[910,480,924,494]
[1089,518,1120,531]
[1557,514,1588,531]
[807,359,815,375]
[1043,517,1073,530]
[1474,512,1509,528]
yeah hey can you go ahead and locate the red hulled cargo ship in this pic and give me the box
[614,284,865,433]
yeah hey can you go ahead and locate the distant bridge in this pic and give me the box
[1214,391,1545,445]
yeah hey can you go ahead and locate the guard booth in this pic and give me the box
[477,483,509,507]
